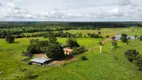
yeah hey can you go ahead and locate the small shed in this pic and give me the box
[30,58,52,65]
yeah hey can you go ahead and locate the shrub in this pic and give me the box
[98,42,103,46]
[124,49,139,62]
[140,36,142,41]
[23,70,38,79]
[136,58,142,71]
[113,55,118,61]
[73,46,87,55]
[87,33,101,38]
[81,56,88,60]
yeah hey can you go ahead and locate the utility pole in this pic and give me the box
[100,46,102,53]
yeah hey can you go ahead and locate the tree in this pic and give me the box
[26,39,49,54]
[5,34,15,43]
[112,41,118,49]
[128,37,131,40]
[124,49,139,62]
[66,38,80,48]
[56,30,64,37]
[26,45,40,54]
[120,34,128,43]
[87,33,91,37]
[98,31,101,34]
[134,35,137,39]
[30,39,39,45]
[48,33,57,44]
[111,36,115,40]
[37,40,49,51]
[46,43,64,60]
[106,35,109,38]
[88,33,100,38]
[136,58,142,71]
[76,32,82,38]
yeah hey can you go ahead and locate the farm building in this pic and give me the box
[63,48,73,55]
[30,58,52,65]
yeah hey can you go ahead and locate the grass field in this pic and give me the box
[0,27,142,80]
[22,27,142,38]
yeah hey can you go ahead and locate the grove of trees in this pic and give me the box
[26,34,86,60]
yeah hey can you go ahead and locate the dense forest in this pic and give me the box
[0,21,142,38]
[1,21,142,28]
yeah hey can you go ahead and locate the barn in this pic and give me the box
[30,58,52,65]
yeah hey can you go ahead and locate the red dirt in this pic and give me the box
[102,33,118,44]
[50,57,78,65]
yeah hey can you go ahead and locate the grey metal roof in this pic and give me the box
[31,58,52,63]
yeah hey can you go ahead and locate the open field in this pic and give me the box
[21,27,142,38]
[0,27,142,80]
[64,27,142,36]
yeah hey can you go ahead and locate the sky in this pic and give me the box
[0,0,142,21]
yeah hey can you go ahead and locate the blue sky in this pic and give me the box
[0,0,142,21]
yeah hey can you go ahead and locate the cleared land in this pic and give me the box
[0,27,142,80]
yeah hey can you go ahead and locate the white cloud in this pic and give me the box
[109,8,124,17]
[0,0,142,21]
[118,0,131,6]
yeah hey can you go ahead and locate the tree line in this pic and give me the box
[1,22,142,28]
[0,30,103,39]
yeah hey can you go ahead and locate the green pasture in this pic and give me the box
[65,27,142,36]
[0,27,142,80]
[21,27,142,38]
